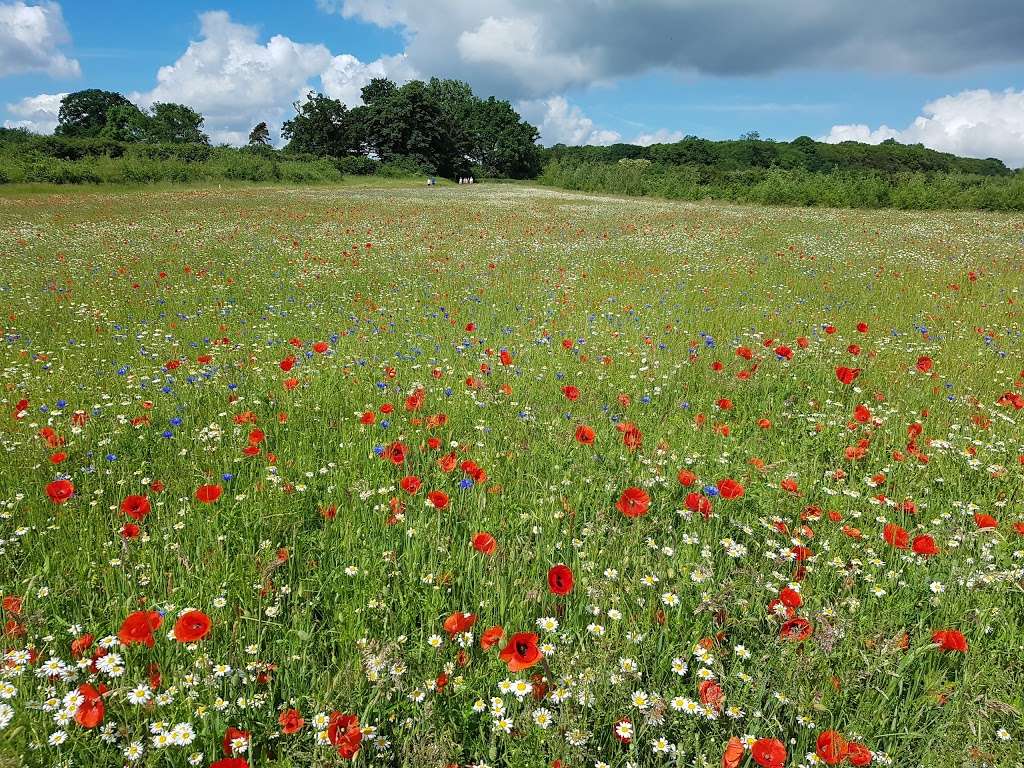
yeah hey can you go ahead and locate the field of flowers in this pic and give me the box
[1,183,1023,768]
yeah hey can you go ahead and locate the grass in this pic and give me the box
[0,183,1023,768]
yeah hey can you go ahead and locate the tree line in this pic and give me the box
[43,78,542,179]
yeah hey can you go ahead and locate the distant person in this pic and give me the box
[469,176,474,184]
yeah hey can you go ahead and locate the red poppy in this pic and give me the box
[472,532,497,555]
[547,564,574,596]
[780,617,813,641]
[195,484,222,503]
[313,341,329,354]
[118,610,163,647]
[816,730,848,766]
[575,425,595,444]
[883,522,909,549]
[717,478,744,500]
[835,366,861,385]
[210,760,249,768]
[383,441,407,465]
[173,610,211,642]
[443,612,477,634]
[916,356,933,373]
[400,475,422,494]
[932,629,968,653]
[121,522,141,539]
[685,492,713,518]
[911,534,939,556]
[74,683,105,729]
[279,708,304,734]
[974,513,998,529]
[561,385,580,401]
[722,737,744,768]
[751,738,787,768]
[499,632,542,672]
[847,743,873,766]
[427,490,449,509]
[853,404,871,423]
[46,479,74,504]
[678,469,697,487]
[120,495,151,521]
[779,587,802,609]
[616,487,651,518]
[499,349,512,366]
[856,322,869,333]
[327,712,362,759]
[480,625,504,650]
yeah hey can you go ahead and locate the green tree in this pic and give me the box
[98,103,153,143]
[360,79,458,176]
[55,90,133,138]
[248,122,271,147]
[149,103,209,144]
[281,93,362,157]
[465,96,540,178]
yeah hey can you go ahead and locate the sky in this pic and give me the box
[2,0,1024,166]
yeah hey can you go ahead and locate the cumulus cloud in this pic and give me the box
[3,91,65,133]
[325,0,1024,99]
[320,52,417,107]
[0,1,80,78]
[822,89,1024,168]
[632,129,686,146]
[518,96,620,146]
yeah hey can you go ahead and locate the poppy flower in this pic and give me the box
[974,513,998,529]
[427,490,449,509]
[480,625,504,650]
[780,617,813,641]
[312,341,329,354]
[499,631,542,672]
[211,760,249,768]
[722,737,744,768]
[471,531,496,555]
[685,492,713,518]
[400,475,422,494]
[195,484,222,503]
[678,469,697,487]
[574,425,595,444]
[911,534,939,556]
[443,612,477,634]
[883,522,909,549]
[932,629,968,653]
[118,610,163,647]
[779,587,802,609]
[547,564,574,596]
[121,523,140,539]
[328,712,362,759]
[173,610,212,642]
[816,730,848,765]
[279,708,304,734]
[561,385,580,401]
[846,743,873,766]
[853,404,871,423]
[751,738,787,768]
[120,494,151,521]
[74,683,105,729]
[717,478,744,499]
[46,479,74,504]
[916,356,933,373]
[616,486,650,518]
[835,366,861,385]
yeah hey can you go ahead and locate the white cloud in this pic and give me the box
[822,88,1024,168]
[0,1,79,78]
[3,91,65,133]
[129,11,333,145]
[320,52,417,107]
[632,129,686,146]
[518,96,620,146]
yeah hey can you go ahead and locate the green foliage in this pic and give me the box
[55,89,133,138]
[281,93,363,157]
[248,121,271,147]
[538,157,1024,210]
[148,102,209,144]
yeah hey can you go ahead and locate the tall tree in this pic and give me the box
[360,79,459,176]
[149,103,209,144]
[98,103,152,143]
[281,93,362,157]
[55,90,133,138]
[465,96,540,178]
[248,122,271,147]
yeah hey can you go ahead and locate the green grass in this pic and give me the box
[0,184,1022,768]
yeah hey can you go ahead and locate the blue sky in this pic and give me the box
[2,1,1023,165]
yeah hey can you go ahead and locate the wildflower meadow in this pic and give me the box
[1,182,1023,768]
